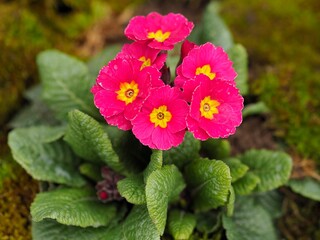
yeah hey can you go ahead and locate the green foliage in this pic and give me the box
[222,158,249,183]
[227,44,249,95]
[144,150,163,181]
[201,139,231,160]
[32,219,110,240]
[232,172,260,195]
[168,210,197,240]
[79,163,102,182]
[31,187,116,228]
[288,178,320,201]
[222,196,278,240]
[240,149,292,192]
[185,158,231,211]
[107,205,160,240]
[8,126,86,187]
[226,186,236,217]
[200,2,234,50]
[37,50,100,121]
[64,110,127,175]
[163,132,200,169]
[117,173,146,204]
[146,165,186,235]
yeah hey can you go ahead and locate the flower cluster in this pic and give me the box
[92,12,243,150]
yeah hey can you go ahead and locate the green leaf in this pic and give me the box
[32,219,110,240]
[227,44,249,95]
[240,150,292,192]
[64,110,127,175]
[288,177,320,201]
[119,205,160,240]
[144,150,163,182]
[163,132,200,169]
[223,158,249,183]
[87,44,122,77]
[201,139,231,160]
[8,126,86,187]
[251,191,283,219]
[222,197,278,240]
[31,187,116,227]
[168,210,196,240]
[104,125,150,174]
[195,211,221,234]
[226,186,236,217]
[185,158,231,211]
[242,101,270,118]
[146,165,186,235]
[37,50,100,120]
[8,85,60,128]
[117,173,146,204]
[233,172,260,195]
[201,2,234,50]
[79,163,102,182]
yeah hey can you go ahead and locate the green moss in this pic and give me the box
[221,0,320,161]
[0,157,38,239]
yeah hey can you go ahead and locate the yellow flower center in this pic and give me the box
[195,64,216,80]
[147,30,171,42]
[150,105,172,128]
[200,96,220,119]
[139,56,151,70]
[116,81,139,105]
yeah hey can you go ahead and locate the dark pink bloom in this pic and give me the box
[132,86,189,150]
[116,42,167,70]
[174,42,237,88]
[92,57,162,130]
[187,77,243,140]
[180,39,197,60]
[124,12,194,50]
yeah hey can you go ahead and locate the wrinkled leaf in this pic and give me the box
[222,197,277,240]
[226,186,236,217]
[168,210,196,240]
[251,191,283,219]
[288,177,320,201]
[146,165,186,235]
[105,205,160,240]
[163,132,200,169]
[233,172,260,195]
[31,188,116,227]
[117,173,146,204]
[79,163,102,182]
[64,110,127,175]
[201,2,234,50]
[223,158,249,183]
[32,219,110,240]
[37,50,100,120]
[227,44,249,95]
[144,150,163,182]
[8,126,85,187]
[240,150,292,192]
[185,158,231,211]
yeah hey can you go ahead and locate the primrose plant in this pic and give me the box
[8,4,292,240]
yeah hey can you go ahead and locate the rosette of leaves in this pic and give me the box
[8,3,293,240]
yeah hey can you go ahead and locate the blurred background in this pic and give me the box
[0,0,319,239]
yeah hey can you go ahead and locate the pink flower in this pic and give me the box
[132,86,189,150]
[180,39,197,60]
[116,42,167,70]
[92,57,162,130]
[187,76,243,140]
[124,12,194,50]
[174,42,237,88]
[175,42,237,103]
